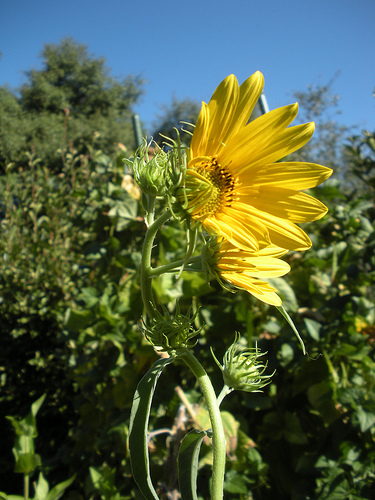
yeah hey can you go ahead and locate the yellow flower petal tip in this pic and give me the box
[203,239,288,306]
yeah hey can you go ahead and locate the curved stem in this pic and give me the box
[140,210,172,319]
[217,385,233,407]
[179,348,226,500]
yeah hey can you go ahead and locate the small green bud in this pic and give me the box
[212,334,274,393]
[132,141,170,197]
[143,304,203,353]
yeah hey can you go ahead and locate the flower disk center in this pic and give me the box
[182,157,236,220]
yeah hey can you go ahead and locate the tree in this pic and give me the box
[344,128,375,194]
[151,96,201,146]
[0,87,28,165]
[0,38,144,170]
[290,74,349,174]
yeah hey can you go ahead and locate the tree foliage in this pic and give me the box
[0,38,143,170]
[290,74,350,174]
[151,96,201,146]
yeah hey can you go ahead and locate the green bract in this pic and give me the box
[131,141,171,197]
[212,334,274,393]
[143,304,202,352]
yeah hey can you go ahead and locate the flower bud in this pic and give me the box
[212,334,273,393]
[143,305,202,353]
[132,142,170,197]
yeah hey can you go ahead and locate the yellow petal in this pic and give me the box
[241,258,290,277]
[235,122,315,175]
[240,188,329,223]
[234,202,312,250]
[220,71,264,145]
[258,245,289,258]
[218,256,290,277]
[221,103,299,167]
[204,75,239,157]
[216,208,272,250]
[238,162,333,190]
[203,215,261,251]
[190,102,209,158]
[221,272,282,306]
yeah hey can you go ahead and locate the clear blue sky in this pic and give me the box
[1,0,374,135]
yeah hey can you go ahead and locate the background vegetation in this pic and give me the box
[0,39,374,500]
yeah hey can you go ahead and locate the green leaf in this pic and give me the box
[307,382,341,424]
[181,272,213,298]
[64,308,95,331]
[269,278,298,312]
[177,430,206,500]
[31,394,46,418]
[14,452,41,474]
[129,357,175,500]
[224,469,248,494]
[283,412,308,445]
[277,305,306,355]
[0,495,23,500]
[33,472,49,500]
[304,318,321,341]
[46,474,76,500]
[356,405,375,433]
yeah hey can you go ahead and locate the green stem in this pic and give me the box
[140,210,172,318]
[149,255,202,277]
[145,195,156,227]
[217,385,233,407]
[179,348,226,500]
[24,473,29,500]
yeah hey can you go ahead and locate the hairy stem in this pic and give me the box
[140,210,172,318]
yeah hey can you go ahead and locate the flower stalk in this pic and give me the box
[140,209,172,318]
[179,348,226,500]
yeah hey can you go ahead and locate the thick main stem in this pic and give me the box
[179,348,226,500]
[140,210,172,318]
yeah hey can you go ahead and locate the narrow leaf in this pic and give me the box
[31,394,46,418]
[129,357,175,500]
[177,430,206,500]
[46,474,76,500]
[277,305,306,355]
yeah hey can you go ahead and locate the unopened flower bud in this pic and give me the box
[132,142,170,197]
[212,334,274,393]
[143,305,202,353]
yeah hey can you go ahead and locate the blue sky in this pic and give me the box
[1,0,374,136]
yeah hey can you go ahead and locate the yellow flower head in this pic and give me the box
[203,239,290,306]
[178,71,332,252]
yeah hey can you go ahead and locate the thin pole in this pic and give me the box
[258,93,269,114]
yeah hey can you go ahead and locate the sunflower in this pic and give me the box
[203,239,291,306]
[178,71,332,252]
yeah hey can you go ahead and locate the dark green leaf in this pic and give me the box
[129,357,175,500]
[177,430,206,500]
